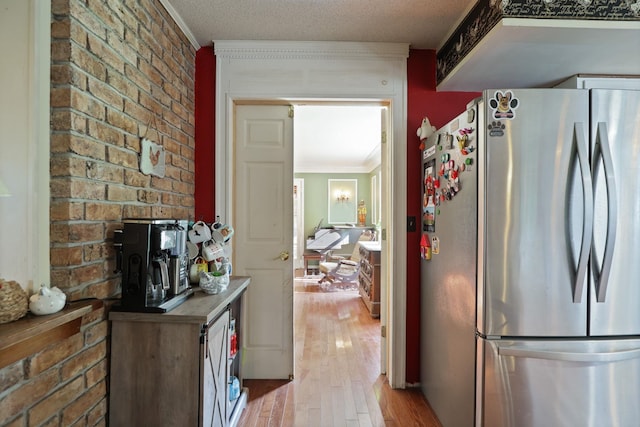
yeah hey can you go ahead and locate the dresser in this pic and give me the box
[109,276,250,427]
[357,241,381,317]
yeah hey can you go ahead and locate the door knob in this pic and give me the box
[279,251,290,261]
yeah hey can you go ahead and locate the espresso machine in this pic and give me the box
[113,219,192,312]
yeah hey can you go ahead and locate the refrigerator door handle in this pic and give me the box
[499,346,640,363]
[572,122,593,303]
[592,122,618,303]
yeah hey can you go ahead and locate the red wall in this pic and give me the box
[193,47,480,385]
[194,46,216,222]
[405,50,479,384]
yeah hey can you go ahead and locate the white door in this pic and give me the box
[234,104,294,379]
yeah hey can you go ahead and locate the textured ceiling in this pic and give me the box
[164,0,474,50]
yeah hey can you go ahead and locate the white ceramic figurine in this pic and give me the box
[29,284,67,315]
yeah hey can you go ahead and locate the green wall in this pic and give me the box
[295,173,371,239]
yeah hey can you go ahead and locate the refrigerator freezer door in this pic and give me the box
[481,89,590,337]
[590,89,640,336]
[478,338,640,427]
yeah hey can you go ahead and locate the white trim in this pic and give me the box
[34,0,51,290]
[158,0,200,49]
[214,40,409,388]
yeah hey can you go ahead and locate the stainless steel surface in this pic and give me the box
[571,122,593,304]
[590,89,640,336]
[482,89,589,338]
[420,106,478,427]
[478,338,640,427]
[421,87,640,427]
[591,122,616,303]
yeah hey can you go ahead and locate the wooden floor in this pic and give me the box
[237,278,442,427]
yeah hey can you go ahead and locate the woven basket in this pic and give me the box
[0,279,28,324]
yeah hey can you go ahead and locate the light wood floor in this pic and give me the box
[237,278,442,427]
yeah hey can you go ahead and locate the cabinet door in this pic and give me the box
[201,310,229,427]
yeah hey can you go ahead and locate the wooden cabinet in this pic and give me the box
[357,241,381,317]
[109,277,250,427]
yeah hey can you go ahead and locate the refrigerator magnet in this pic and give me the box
[431,236,440,255]
[489,90,519,120]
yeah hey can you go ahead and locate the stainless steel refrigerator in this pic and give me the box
[420,88,640,427]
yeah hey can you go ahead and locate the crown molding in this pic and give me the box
[214,40,410,60]
[159,0,200,49]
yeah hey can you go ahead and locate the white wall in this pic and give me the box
[0,0,50,291]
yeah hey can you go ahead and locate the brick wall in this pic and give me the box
[0,0,196,424]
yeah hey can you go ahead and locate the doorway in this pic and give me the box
[214,40,409,387]
[293,102,384,375]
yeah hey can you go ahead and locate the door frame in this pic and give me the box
[214,41,409,387]
[293,178,305,271]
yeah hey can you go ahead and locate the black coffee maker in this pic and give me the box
[113,219,193,313]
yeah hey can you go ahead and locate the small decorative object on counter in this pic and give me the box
[199,271,229,295]
[357,200,367,227]
[189,257,208,283]
[188,215,235,288]
[29,283,67,315]
[0,279,28,323]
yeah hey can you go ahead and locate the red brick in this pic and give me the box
[123,169,151,187]
[50,156,86,178]
[60,341,107,382]
[85,395,108,426]
[81,304,106,327]
[106,32,137,66]
[106,185,137,202]
[85,360,107,389]
[106,108,138,135]
[124,62,152,92]
[150,175,172,191]
[87,119,125,147]
[0,361,24,394]
[51,86,71,108]
[61,381,107,426]
[67,263,106,288]
[27,334,84,377]
[84,320,108,347]
[70,0,107,41]
[28,376,84,426]
[87,75,124,109]
[85,161,123,182]
[71,89,106,121]
[0,370,58,425]
[51,200,84,221]
[51,39,71,62]
[1,414,24,427]
[71,46,107,81]
[91,0,125,39]
[85,202,122,221]
[122,204,152,218]
[72,136,107,160]
[82,242,107,262]
[51,0,69,15]
[50,246,84,267]
[107,71,139,101]
[124,98,152,123]
[71,278,119,300]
